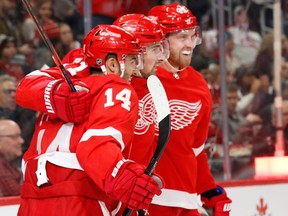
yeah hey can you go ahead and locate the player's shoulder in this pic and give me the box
[99,74,134,89]
[186,66,201,75]
[62,48,83,64]
[81,74,127,84]
[25,67,63,79]
[81,74,136,95]
[187,66,207,82]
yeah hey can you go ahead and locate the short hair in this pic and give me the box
[227,82,239,93]
[0,74,17,86]
[90,53,118,75]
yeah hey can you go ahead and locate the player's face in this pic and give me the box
[123,54,139,83]
[166,28,198,69]
[140,42,165,78]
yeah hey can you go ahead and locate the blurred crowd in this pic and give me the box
[192,1,288,181]
[0,0,288,196]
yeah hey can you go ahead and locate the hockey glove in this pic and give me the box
[104,159,163,210]
[46,79,92,123]
[201,185,232,216]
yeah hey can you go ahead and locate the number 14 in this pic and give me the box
[104,88,131,111]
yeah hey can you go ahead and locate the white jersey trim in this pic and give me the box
[34,151,84,187]
[27,70,53,77]
[80,127,125,151]
[98,201,111,216]
[152,188,199,209]
[36,151,83,170]
[192,144,205,157]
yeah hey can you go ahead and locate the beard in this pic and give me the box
[179,55,192,68]
[168,50,192,69]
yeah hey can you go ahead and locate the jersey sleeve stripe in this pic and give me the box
[80,127,125,150]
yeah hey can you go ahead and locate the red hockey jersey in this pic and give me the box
[121,66,217,215]
[16,66,139,216]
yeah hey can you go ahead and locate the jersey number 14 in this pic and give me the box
[104,88,131,111]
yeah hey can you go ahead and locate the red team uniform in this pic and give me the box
[122,66,215,216]
[16,5,231,215]
[16,66,139,216]
[16,25,162,216]
[118,3,232,216]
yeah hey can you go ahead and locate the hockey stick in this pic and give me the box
[122,75,171,216]
[21,0,76,92]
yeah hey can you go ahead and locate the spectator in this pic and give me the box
[227,5,262,67]
[253,32,274,82]
[209,83,255,180]
[0,119,24,197]
[55,22,81,59]
[214,31,241,80]
[0,34,30,81]
[253,32,288,82]
[235,65,261,115]
[0,74,18,117]
[33,19,61,68]
[0,74,36,154]
[211,83,255,145]
[252,100,288,157]
[22,0,55,48]
[22,0,61,68]
[200,65,221,109]
[246,73,274,116]
[0,0,33,57]
[52,0,80,37]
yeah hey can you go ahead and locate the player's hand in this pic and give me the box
[201,185,231,216]
[48,79,92,123]
[104,159,162,210]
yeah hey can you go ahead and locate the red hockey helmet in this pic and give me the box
[113,14,164,47]
[82,24,140,69]
[148,3,198,35]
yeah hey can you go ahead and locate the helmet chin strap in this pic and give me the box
[119,61,125,78]
[100,65,107,75]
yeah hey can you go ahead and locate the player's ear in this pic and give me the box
[106,57,120,75]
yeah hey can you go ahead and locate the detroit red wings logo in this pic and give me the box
[135,93,202,135]
[135,93,157,135]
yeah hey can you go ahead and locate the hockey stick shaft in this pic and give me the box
[21,0,76,92]
[122,76,171,216]
[145,115,171,176]
[122,116,171,216]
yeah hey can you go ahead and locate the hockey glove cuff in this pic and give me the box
[201,185,232,216]
[46,79,92,123]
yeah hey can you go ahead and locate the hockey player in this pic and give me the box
[119,3,232,216]
[113,14,169,166]
[16,25,162,216]
[114,14,168,78]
